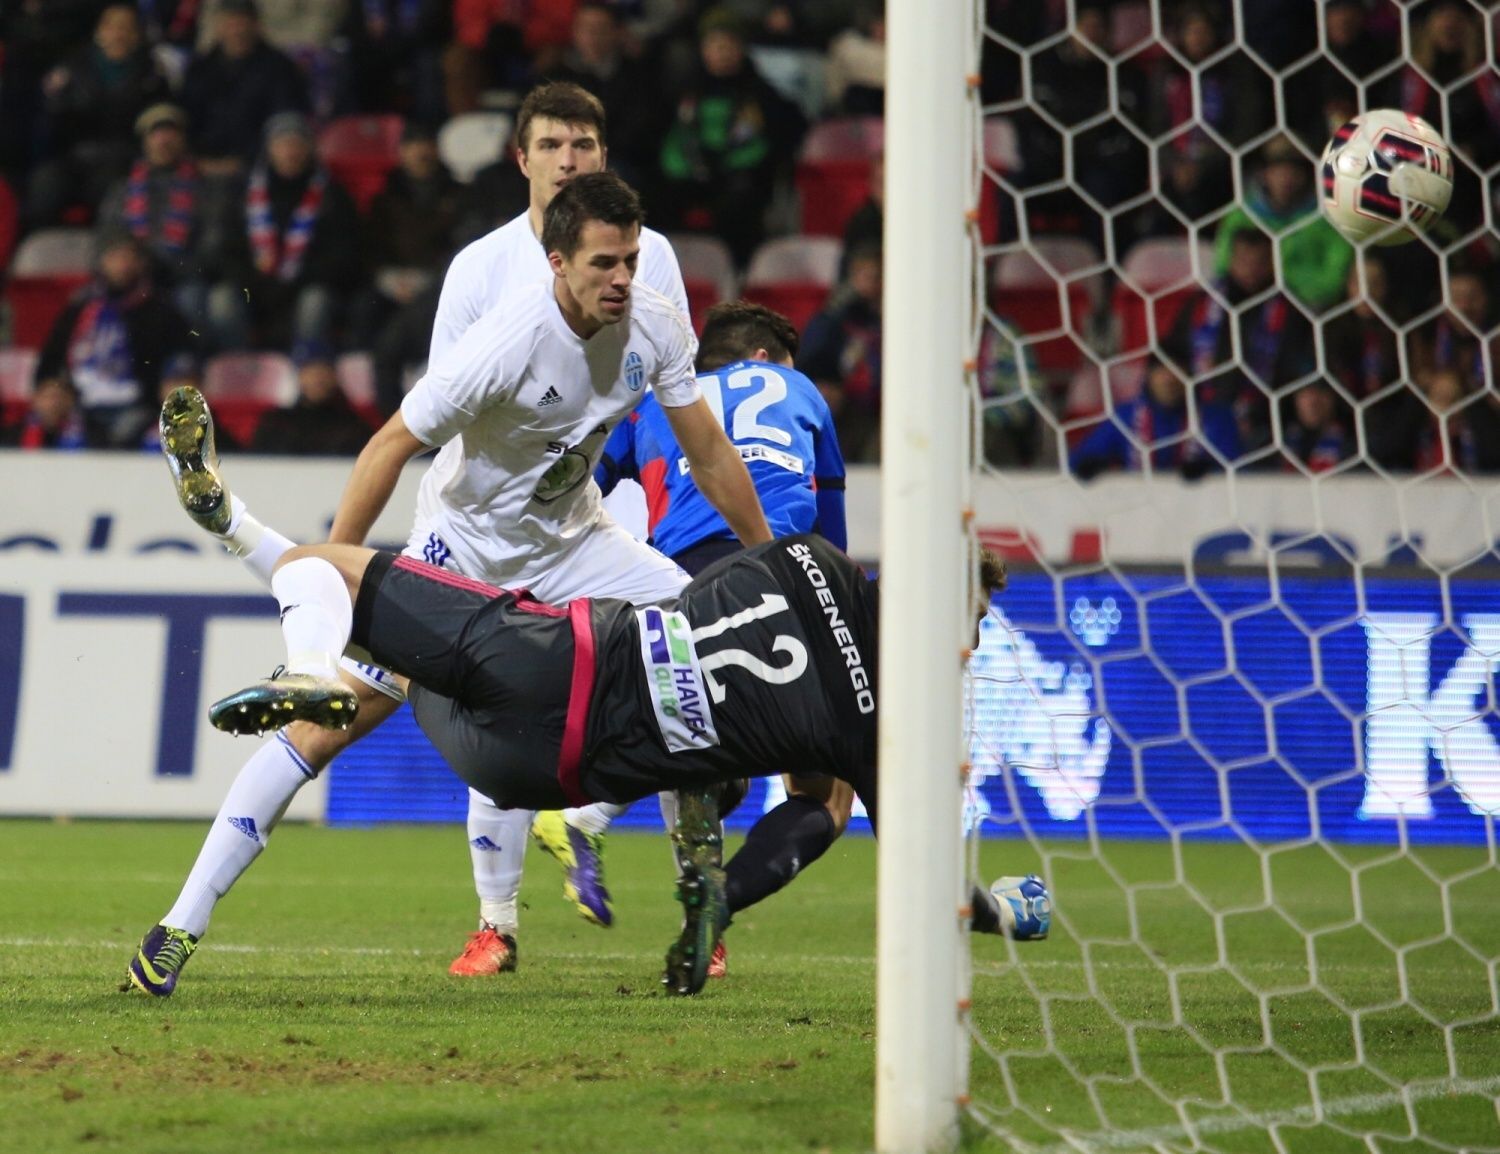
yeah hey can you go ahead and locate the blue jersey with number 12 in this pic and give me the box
[595,360,847,559]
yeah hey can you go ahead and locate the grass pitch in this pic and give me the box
[2,819,1497,1154]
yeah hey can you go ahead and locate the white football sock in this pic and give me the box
[271,557,351,681]
[564,801,627,836]
[162,734,315,938]
[219,495,295,586]
[466,790,531,932]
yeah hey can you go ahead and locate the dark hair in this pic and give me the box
[696,301,800,371]
[979,548,1007,597]
[540,171,643,258]
[1230,226,1272,251]
[516,81,607,152]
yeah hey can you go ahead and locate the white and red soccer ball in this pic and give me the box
[1319,109,1454,246]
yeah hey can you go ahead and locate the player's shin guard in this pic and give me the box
[723,794,837,914]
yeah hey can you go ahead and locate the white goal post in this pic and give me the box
[876,0,977,1149]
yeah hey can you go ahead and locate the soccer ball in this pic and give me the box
[1319,109,1453,246]
[989,874,1051,941]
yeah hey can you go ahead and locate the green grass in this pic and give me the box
[1,820,1497,1154]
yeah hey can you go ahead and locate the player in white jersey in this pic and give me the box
[419,84,694,975]
[124,168,771,999]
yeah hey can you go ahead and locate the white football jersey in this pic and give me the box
[429,211,689,365]
[400,278,701,585]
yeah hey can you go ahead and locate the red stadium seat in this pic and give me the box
[795,116,883,237]
[5,225,96,348]
[1112,237,1212,355]
[742,235,841,334]
[335,351,384,428]
[202,352,297,445]
[668,233,738,332]
[0,176,18,274]
[989,238,1104,378]
[978,116,1021,243]
[4,275,89,350]
[318,115,404,213]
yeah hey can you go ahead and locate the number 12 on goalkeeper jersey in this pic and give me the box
[595,359,848,557]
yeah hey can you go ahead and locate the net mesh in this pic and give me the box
[962,3,1500,1150]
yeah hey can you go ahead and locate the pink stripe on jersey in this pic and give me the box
[557,598,596,807]
[391,554,594,805]
[393,554,504,599]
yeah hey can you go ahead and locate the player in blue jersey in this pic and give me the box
[595,300,848,571]
[539,301,854,976]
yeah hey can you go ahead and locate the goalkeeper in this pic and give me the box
[578,299,854,974]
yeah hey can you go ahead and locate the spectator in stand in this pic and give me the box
[369,280,440,419]
[797,241,882,463]
[1146,3,1270,153]
[978,317,1041,468]
[656,7,805,267]
[1020,0,1146,248]
[25,4,170,228]
[544,4,656,183]
[1324,255,1422,470]
[825,0,885,116]
[338,0,449,123]
[1139,3,1267,230]
[353,120,462,403]
[1285,0,1398,154]
[444,0,578,110]
[1160,227,1315,464]
[197,0,349,120]
[0,1,108,184]
[36,231,194,449]
[1069,362,1241,481]
[1214,134,1353,314]
[1281,380,1355,474]
[249,338,372,456]
[207,112,363,351]
[1410,265,1493,391]
[840,150,882,270]
[1413,366,1500,476]
[1398,0,1500,237]
[1401,0,1500,171]
[96,104,233,338]
[195,0,346,54]
[0,376,88,450]
[137,0,201,54]
[180,0,310,177]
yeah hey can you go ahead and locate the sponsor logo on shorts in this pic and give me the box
[637,606,719,752]
[625,351,645,392]
[538,385,563,407]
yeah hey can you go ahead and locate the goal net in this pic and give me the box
[914,2,1500,1151]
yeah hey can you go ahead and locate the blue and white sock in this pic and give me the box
[162,734,315,938]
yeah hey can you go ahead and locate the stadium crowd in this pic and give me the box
[0,0,1496,475]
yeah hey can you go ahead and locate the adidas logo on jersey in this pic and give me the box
[538,386,563,407]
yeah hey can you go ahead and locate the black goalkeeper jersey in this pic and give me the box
[579,535,879,803]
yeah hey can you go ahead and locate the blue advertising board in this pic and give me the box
[326,571,1500,846]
